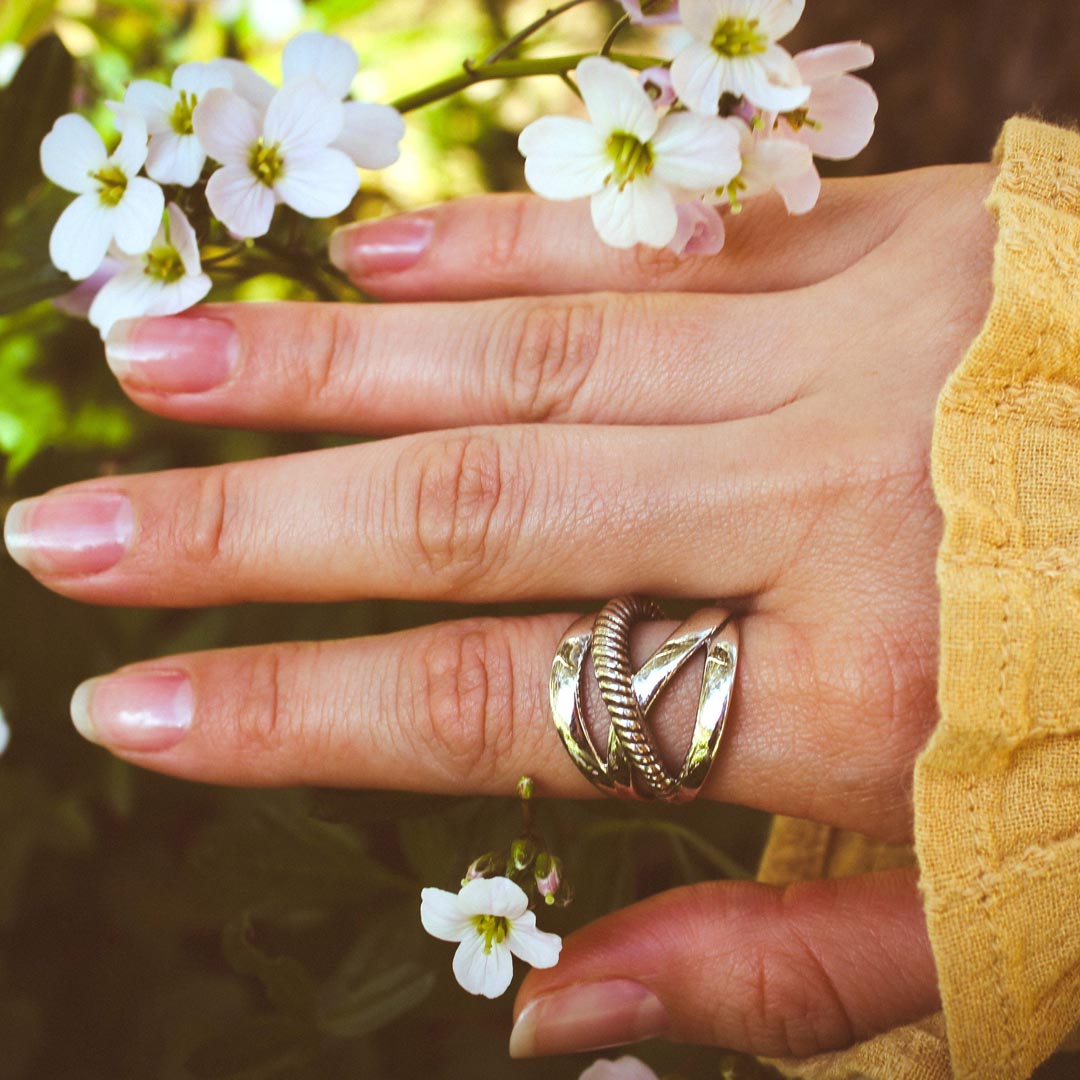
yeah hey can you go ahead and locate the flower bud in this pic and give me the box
[535,852,562,899]
[517,776,534,801]
[510,837,536,872]
[462,851,499,885]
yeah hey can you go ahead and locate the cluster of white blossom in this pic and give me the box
[519,0,877,253]
[40,32,404,337]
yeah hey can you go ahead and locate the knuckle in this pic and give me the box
[497,298,608,421]
[630,240,691,289]
[176,466,244,572]
[396,431,521,589]
[405,621,516,787]
[221,645,297,758]
[483,194,535,275]
[295,304,365,411]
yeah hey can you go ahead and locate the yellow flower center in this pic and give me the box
[473,914,509,954]
[248,138,284,187]
[711,17,768,57]
[144,245,186,284]
[782,107,822,132]
[91,164,128,207]
[170,89,198,135]
[605,131,654,189]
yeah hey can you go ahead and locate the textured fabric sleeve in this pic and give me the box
[756,116,1080,1080]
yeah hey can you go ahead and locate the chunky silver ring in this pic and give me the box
[550,596,738,802]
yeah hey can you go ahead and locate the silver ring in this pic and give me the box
[550,596,738,802]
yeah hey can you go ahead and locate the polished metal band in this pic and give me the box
[550,596,739,802]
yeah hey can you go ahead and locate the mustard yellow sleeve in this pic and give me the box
[756,116,1080,1080]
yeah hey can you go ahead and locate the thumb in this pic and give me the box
[509,867,938,1060]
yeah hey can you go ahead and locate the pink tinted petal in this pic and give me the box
[619,0,681,24]
[579,1057,661,1080]
[282,31,358,99]
[798,74,878,159]
[458,877,530,919]
[754,0,805,40]
[652,112,741,190]
[146,131,206,187]
[53,256,124,318]
[264,77,343,156]
[206,164,275,237]
[207,58,276,112]
[335,101,404,169]
[639,66,676,108]
[275,147,359,218]
[123,80,175,134]
[668,201,725,256]
[192,88,259,166]
[740,47,809,112]
[172,60,232,98]
[774,162,820,213]
[794,41,874,83]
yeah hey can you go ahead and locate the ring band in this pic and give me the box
[550,596,738,802]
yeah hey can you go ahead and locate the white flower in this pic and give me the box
[668,199,726,255]
[0,705,9,758]
[123,62,233,186]
[212,0,304,40]
[41,107,165,280]
[88,204,211,338]
[580,1057,660,1080]
[192,76,360,238]
[671,0,809,115]
[519,57,741,250]
[420,876,562,999]
[282,32,404,170]
[723,117,813,213]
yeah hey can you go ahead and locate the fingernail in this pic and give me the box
[329,214,434,276]
[71,671,192,752]
[105,315,238,394]
[509,980,668,1059]
[4,492,134,576]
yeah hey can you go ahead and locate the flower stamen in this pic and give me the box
[782,107,823,132]
[710,17,768,58]
[605,131,654,189]
[169,89,198,135]
[248,138,285,187]
[143,245,186,284]
[91,164,129,207]
[473,914,510,954]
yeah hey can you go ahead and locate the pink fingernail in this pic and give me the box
[328,215,434,277]
[105,315,238,394]
[71,671,192,752]
[509,981,668,1059]
[4,492,134,576]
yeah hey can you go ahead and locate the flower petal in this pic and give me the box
[148,271,212,319]
[457,876,531,919]
[669,200,726,256]
[796,74,877,159]
[53,256,124,319]
[146,131,207,187]
[109,105,151,177]
[207,58,276,112]
[206,164,276,237]
[670,42,725,116]
[619,0,681,25]
[335,101,405,169]
[579,1056,662,1080]
[420,888,472,942]
[739,134,812,199]
[774,161,820,213]
[166,203,202,274]
[519,116,609,200]
[88,268,164,337]
[678,0,727,41]
[193,88,260,166]
[40,114,106,193]
[275,147,359,218]
[264,77,343,156]
[652,112,741,190]
[590,175,678,249]
[747,0,804,39]
[739,46,809,112]
[282,31,359,100]
[577,57,658,142]
[452,933,514,998]
[111,176,165,255]
[505,911,562,969]
[794,41,874,83]
[173,59,233,98]
[49,193,115,279]
[124,79,175,135]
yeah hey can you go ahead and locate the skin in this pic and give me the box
[5,163,998,1059]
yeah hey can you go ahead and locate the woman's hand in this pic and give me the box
[3,162,996,1059]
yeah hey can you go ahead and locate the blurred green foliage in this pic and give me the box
[0,2,783,1078]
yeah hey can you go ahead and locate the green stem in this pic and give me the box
[599,13,630,56]
[479,0,595,65]
[391,52,663,114]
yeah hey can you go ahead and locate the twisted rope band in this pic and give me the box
[550,596,739,802]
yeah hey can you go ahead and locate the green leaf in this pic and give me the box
[0,34,74,216]
[0,186,77,316]
[318,962,435,1039]
[223,912,319,1023]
